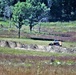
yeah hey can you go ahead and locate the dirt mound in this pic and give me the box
[0,40,76,54]
[0,40,17,48]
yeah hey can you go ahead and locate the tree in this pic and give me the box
[50,0,76,21]
[12,1,48,37]
[25,1,48,32]
[0,0,15,20]
[50,0,62,21]
[12,2,27,38]
[0,0,25,17]
[0,0,6,17]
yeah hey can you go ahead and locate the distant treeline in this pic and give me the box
[0,0,76,22]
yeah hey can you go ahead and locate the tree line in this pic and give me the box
[50,0,76,21]
[0,0,76,21]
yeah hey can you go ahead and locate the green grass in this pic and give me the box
[0,21,9,26]
[22,21,76,33]
[0,47,76,57]
[40,22,76,32]
[0,38,51,45]
[40,21,76,27]
[0,20,76,28]
[62,42,76,48]
[0,47,49,56]
[0,20,76,33]
[0,19,14,26]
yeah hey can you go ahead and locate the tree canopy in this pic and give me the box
[12,1,47,38]
[0,0,76,21]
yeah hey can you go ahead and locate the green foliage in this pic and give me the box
[13,2,26,23]
[50,0,76,21]
[12,1,47,33]
[25,1,47,31]
[0,46,76,56]
[12,2,30,38]
[0,0,5,15]
[0,0,76,22]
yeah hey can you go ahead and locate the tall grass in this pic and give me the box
[0,64,76,75]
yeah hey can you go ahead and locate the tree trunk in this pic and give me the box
[18,28,20,38]
[29,24,33,32]
[39,26,41,33]
[9,17,11,28]
[39,23,41,33]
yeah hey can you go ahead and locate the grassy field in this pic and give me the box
[21,21,76,33]
[1,21,76,42]
[0,20,76,32]
[0,46,76,75]
[0,39,76,75]
[0,21,76,75]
